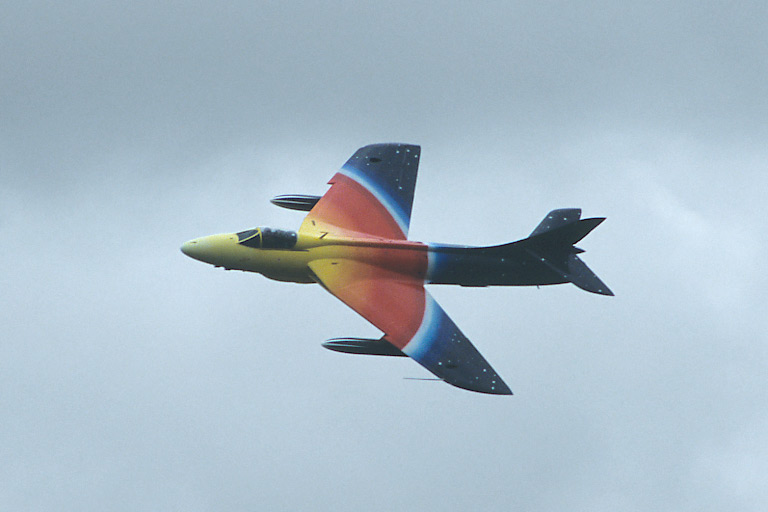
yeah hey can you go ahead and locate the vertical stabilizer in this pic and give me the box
[530,208,582,237]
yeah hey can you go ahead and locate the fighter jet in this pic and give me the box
[181,143,613,395]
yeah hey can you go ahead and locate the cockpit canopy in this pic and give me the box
[236,227,298,249]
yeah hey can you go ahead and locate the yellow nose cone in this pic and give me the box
[180,238,203,259]
[180,235,223,264]
[181,238,197,258]
[180,233,238,267]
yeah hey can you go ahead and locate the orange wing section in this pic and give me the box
[309,258,512,394]
[300,173,406,239]
[299,143,421,240]
[308,259,425,348]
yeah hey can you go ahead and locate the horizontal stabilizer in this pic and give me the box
[565,255,614,296]
[528,216,606,249]
[520,210,613,295]
[528,250,614,296]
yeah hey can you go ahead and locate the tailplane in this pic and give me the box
[485,209,613,295]
[525,208,613,295]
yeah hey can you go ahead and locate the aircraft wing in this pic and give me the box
[299,144,420,240]
[308,259,512,395]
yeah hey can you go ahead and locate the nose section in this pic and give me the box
[180,236,217,262]
[180,233,235,266]
[180,238,199,257]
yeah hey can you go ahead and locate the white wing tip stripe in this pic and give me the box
[402,293,438,359]
[339,167,410,237]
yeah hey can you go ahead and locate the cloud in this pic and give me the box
[2,2,767,510]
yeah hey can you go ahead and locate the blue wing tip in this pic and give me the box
[461,381,513,395]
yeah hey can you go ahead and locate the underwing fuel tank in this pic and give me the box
[270,194,321,211]
[322,337,406,357]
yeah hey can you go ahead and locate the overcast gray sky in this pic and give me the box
[2,1,767,510]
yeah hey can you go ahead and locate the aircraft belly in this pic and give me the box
[257,250,314,283]
[220,245,313,283]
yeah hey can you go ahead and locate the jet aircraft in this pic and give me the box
[181,143,613,395]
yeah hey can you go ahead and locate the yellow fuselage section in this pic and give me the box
[180,231,428,284]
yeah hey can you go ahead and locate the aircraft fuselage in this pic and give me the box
[180,229,569,288]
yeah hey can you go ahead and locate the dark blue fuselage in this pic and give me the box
[425,244,567,287]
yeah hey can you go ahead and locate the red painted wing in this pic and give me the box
[309,259,512,395]
[300,144,420,239]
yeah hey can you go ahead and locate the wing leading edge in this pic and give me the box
[308,259,512,395]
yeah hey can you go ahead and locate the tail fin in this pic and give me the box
[525,209,614,296]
